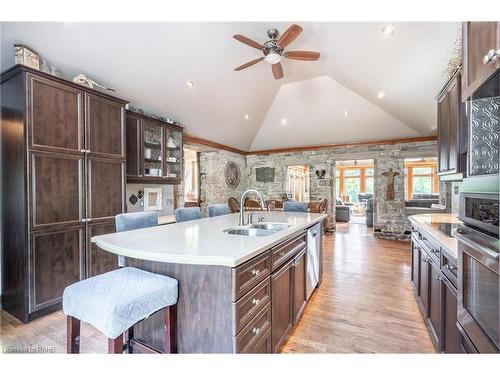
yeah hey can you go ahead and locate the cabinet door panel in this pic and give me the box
[86,221,119,277]
[437,94,449,173]
[462,22,500,100]
[125,113,142,177]
[85,94,125,158]
[87,157,125,221]
[411,241,420,293]
[417,249,430,316]
[271,259,294,353]
[428,262,441,349]
[442,277,459,353]
[30,226,84,312]
[30,151,84,229]
[27,74,84,153]
[292,249,307,325]
[448,78,460,172]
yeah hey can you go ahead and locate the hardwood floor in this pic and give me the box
[282,223,434,353]
[0,222,434,353]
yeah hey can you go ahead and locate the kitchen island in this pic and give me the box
[92,211,327,353]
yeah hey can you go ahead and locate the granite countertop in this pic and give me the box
[92,212,326,267]
[408,213,462,259]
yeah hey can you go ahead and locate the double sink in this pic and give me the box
[224,222,291,237]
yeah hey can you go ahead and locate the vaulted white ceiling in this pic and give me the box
[0,22,460,151]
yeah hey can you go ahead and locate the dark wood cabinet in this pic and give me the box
[125,110,183,185]
[271,257,294,353]
[29,151,85,230]
[411,227,461,354]
[85,93,125,159]
[29,226,85,312]
[292,248,307,325]
[428,261,442,349]
[86,156,125,223]
[462,22,500,101]
[441,276,459,353]
[437,72,466,174]
[27,74,84,154]
[86,221,119,278]
[417,247,430,317]
[1,65,127,322]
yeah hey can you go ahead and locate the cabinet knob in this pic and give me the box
[483,49,500,64]
[81,218,87,223]
[252,298,260,305]
[434,275,443,281]
[445,264,456,272]
[85,149,91,153]
[252,327,261,335]
[251,269,260,276]
[80,149,86,153]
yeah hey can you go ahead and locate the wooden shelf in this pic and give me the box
[144,140,162,148]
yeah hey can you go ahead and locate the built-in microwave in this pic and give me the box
[459,192,499,236]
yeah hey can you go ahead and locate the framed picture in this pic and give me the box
[144,188,163,211]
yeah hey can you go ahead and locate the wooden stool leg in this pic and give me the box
[108,333,124,354]
[67,316,81,354]
[164,305,177,353]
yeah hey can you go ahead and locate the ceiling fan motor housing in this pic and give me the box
[263,40,283,56]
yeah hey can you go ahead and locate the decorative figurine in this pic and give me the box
[381,168,400,200]
[72,74,115,91]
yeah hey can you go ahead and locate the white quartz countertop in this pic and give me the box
[92,212,327,267]
[408,213,462,259]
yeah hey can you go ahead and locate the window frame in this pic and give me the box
[405,161,439,199]
[336,164,374,202]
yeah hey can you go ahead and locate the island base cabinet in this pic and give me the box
[427,261,442,350]
[271,258,294,353]
[246,327,272,353]
[441,277,460,353]
[292,248,307,325]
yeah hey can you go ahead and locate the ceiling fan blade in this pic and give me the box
[284,51,320,61]
[272,63,283,80]
[233,34,263,50]
[278,24,303,48]
[234,57,265,71]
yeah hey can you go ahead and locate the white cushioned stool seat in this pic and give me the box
[63,267,178,339]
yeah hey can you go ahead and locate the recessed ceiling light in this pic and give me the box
[381,26,394,37]
[185,80,194,88]
[281,118,288,125]
[377,92,385,99]
[244,114,250,120]
[342,111,350,117]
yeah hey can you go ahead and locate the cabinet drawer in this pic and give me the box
[271,232,306,271]
[233,277,271,335]
[244,327,272,353]
[419,232,440,265]
[232,251,271,301]
[234,302,272,353]
[441,250,458,288]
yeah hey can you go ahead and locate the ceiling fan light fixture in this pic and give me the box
[381,26,394,37]
[265,52,281,64]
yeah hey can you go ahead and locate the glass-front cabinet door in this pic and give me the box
[142,119,164,178]
[164,125,183,183]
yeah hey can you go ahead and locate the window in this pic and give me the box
[335,162,374,203]
[404,160,439,199]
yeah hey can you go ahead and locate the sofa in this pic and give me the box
[335,198,350,222]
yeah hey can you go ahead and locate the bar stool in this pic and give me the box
[208,204,229,217]
[174,207,202,222]
[283,201,309,212]
[63,267,178,354]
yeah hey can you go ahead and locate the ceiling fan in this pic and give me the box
[233,24,320,80]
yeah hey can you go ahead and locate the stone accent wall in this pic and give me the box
[199,150,247,215]
[197,140,437,239]
[246,151,335,230]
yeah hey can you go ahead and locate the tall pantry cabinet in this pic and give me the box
[1,65,127,322]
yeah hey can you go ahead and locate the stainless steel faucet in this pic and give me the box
[239,188,265,226]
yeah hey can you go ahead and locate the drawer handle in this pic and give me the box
[445,264,456,272]
[252,327,261,336]
[434,275,443,281]
[431,249,439,254]
[279,251,286,257]
[252,298,260,305]
[251,269,260,276]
